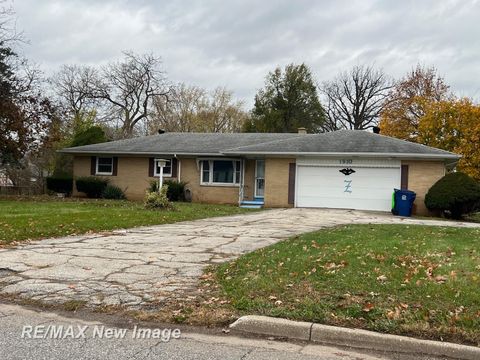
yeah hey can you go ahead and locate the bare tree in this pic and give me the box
[0,0,22,44]
[149,84,246,133]
[50,64,98,119]
[320,65,393,131]
[87,51,170,138]
[150,83,206,132]
[197,87,246,132]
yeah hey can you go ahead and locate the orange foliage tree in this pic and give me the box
[380,65,480,180]
[380,65,449,141]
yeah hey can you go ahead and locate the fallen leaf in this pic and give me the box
[362,302,375,312]
[377,275,388,282]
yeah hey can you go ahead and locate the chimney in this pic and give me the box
[372,126,381,134]
[157,129,166,134]
[297,127,307,134]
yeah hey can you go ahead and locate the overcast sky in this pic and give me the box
[12,0,480,107]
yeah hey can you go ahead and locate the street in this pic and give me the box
[0,302,435,360]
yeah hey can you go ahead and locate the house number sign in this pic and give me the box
[339,159,353,164]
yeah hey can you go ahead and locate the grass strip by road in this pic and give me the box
[184,224,480,345]
[0,197,256,244]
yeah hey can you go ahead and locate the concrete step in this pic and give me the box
[240,204,263,209]
[241,200,265,205]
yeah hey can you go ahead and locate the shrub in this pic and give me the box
[148,180,159,193]
[425,172,480,219]
[149,180,187,201]
[76,176,109,198]
[102,185,126,200]
[46,176,73,195]
[144,185,171,209]
[164,180,186,201]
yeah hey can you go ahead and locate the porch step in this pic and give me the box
[241,200,264,205]
[240,199,264,209]
[240,204,263,209]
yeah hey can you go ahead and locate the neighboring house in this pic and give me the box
[0,169,13,187]
[60,130,460,215]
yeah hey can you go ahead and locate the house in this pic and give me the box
[60,130,460,215]
[0,169,13,187]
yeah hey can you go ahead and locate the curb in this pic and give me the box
[230,315,480,360]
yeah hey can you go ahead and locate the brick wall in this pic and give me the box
[73,156,176,200]
[402,160,446,215]
[264,158,295,208]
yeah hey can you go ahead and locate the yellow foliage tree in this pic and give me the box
[418,99,480,180]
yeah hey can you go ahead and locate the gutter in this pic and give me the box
[58,150,222,157]
[58,150,461,161]
[221,151,461,160]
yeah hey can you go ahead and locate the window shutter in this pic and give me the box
[148,158,154,177]
[288,163,296,205]
[171,158,178,178]
[112,157,118,176]
[90,157,96,175]
[401,165,409,190]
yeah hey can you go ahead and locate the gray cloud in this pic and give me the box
[13,0,480,106]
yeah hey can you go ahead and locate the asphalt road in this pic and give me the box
[0,303,445,360]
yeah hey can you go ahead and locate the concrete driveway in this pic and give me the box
[0,208,479,309]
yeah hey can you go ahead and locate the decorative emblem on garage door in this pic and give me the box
[344,179,352,193]
[339,168,356,176]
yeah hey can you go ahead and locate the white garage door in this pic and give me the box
[296,165,400,211]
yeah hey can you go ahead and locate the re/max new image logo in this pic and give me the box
[21,325,181,341]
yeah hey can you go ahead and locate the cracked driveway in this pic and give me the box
[0,208,479,308]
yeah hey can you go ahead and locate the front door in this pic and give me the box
[255,160,265,198]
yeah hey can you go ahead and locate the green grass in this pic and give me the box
[0,197,256,244]
[214,224,480,344]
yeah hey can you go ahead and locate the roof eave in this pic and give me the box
[221,151,461,160]
[58,150,223,157]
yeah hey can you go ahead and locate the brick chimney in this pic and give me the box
[297,127,307,134]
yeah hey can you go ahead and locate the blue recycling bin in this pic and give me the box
[392,189,416,217]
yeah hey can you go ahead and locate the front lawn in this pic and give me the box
[0,197,256,244]
[212,225,480,345]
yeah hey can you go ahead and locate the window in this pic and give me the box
[201,160,241,185]
[202,160,210,183]
[154,158,172,177]
[96,157,113,175]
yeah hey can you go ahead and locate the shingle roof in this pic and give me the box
[223,130,459,158]
[61,133,302,155]
[60,130,459,160]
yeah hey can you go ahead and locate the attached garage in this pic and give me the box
[295,158,401,212]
